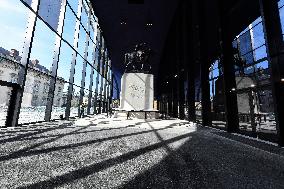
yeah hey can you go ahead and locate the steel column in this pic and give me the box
[260,0,284,146]
[218,0,239,132]
[65,0,83,119]
[8,0,40,126]
[44,0,67,121]
[78,7,92,117]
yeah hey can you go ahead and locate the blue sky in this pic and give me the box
[0,0,102,94]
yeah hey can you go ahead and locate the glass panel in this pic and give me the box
[90,91,96,114]
[78,26,87,56]
[93,70,98,91]
[82,89,89,115]
[257,88,276,134]
[62,5,77,45]
[70,85,80,117]
[252,22,265,49]
[67,0,79,14]
[242,52,255,65]
[85,63,92,89]
[87,41,95,64]
[279,6,284,37]
[29,18,57,75]
[195,78,202,124]
[19,70,51,124]
[0,0,30,82]
[74,56,84,86]
[38,0,62,31]
[210,59,227,129]
[279,0,284,8]
[57,41,73,82]
[0,86,12,127]
[80,5,89,31]
[254,45,267,61]
[51,82,68,120]
[23,0,32,6]
[239,31,252,55]
[251,17,262,27]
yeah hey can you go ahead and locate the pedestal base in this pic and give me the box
[120,73,154,111]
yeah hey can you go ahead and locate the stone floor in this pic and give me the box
[0,114,284,189]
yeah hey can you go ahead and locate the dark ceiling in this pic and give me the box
[91,0,261,79]
[91,0,180,76]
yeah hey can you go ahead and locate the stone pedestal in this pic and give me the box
[120,73,154,111]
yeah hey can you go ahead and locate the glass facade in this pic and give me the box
[209,12,281,142]
[232,16,277,141]
[0,0,112,126]
[209,59,227,129]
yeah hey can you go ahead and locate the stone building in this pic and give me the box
[0,47,65,108]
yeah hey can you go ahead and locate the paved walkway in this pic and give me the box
[0,115,284,188]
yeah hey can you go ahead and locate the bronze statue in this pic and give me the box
[124,43,152,73]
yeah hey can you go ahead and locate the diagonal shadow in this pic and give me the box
[145,121,189,187]
[0,123,181,162]
[12,122,146,142]
[0,126,89,161]
[17,133,192,189]
[119,127,220,189]
[0,123,72,144]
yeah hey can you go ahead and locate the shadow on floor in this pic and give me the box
[15,124,284,189]
[0,122,181,162]
[18,132,194,189]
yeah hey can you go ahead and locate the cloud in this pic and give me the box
[0,0,26,14]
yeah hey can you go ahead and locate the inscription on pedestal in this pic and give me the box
[120,73,154,111]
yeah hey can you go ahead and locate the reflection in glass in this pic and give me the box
[0,0,29,73]
[252,22,265,49]
[51,82,68,120]
[62,5,77,45]
[0,86,12,126]
[19,69,51,124]
[30,18,57,74]
[57,41,73,82]
[74,56,84,86]
[38,0,62,31]
[70,85,81,117]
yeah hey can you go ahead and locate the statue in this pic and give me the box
[124,43,153,73]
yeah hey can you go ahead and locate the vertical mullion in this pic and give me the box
[44,0,67,121]
[94,30,102,114]
[78,5,91,116]
[65,0,83,119]
[103,55,109,112]
[260,0,284,146]
[99,42,105,113]
[7,0,40,127]
[218,0,239,132]
[87,13,95,115]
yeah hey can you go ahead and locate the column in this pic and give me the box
[8,0,40,126]
[65,0,83,119]
[44,0,67,121]
[187,0,196,122]
[196,0,211,126]
[218,0,239,132]
[78,8,92,117]
[260,0,284,145]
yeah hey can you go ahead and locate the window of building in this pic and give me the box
[10,73,18,83]
[33,80,41,93]
[43,82,49,94]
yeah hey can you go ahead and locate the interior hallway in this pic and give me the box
[0,115,284,189]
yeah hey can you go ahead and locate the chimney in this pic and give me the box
[10,49,19,57]
[31,59,39,67]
